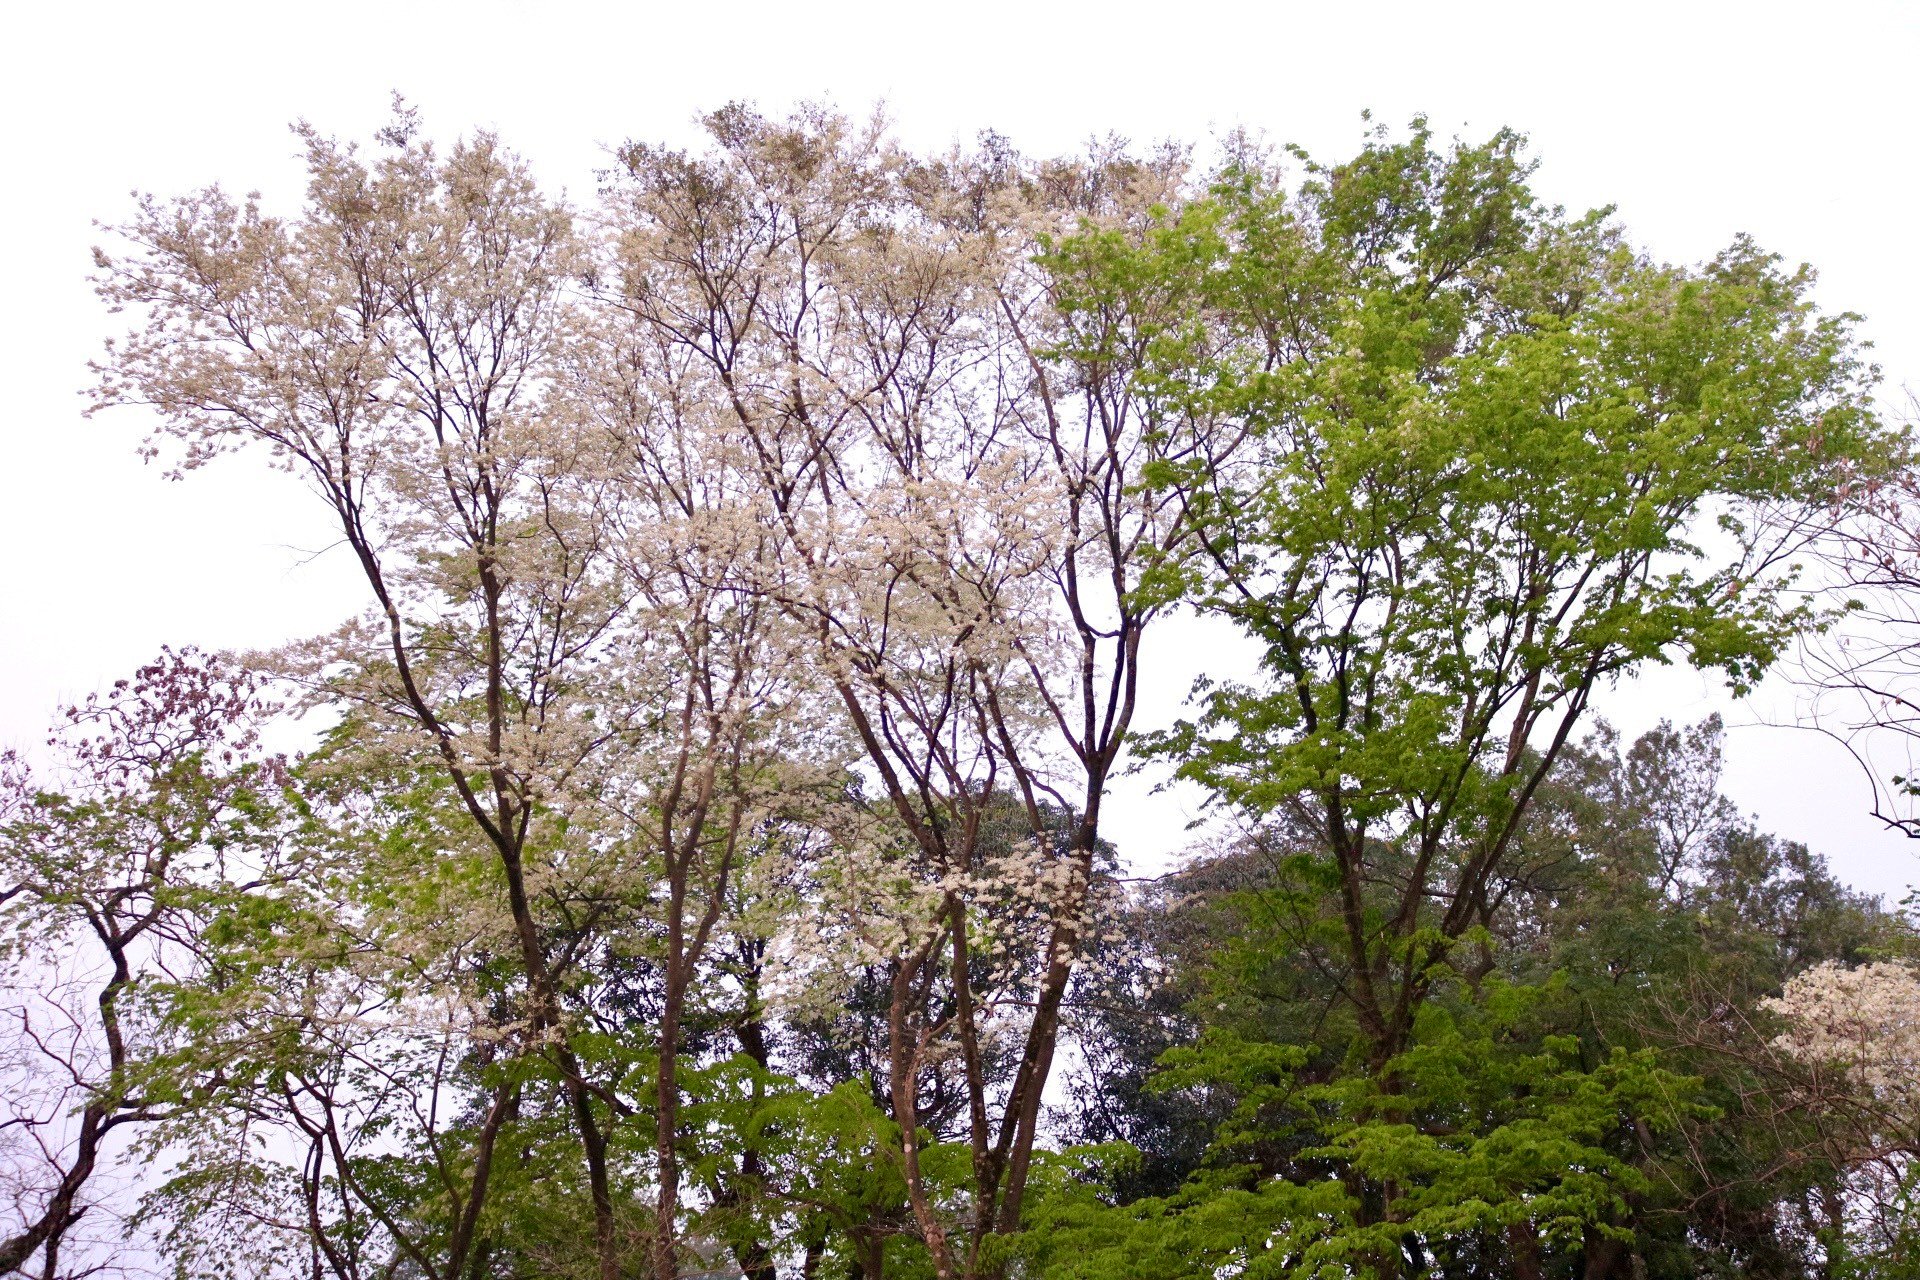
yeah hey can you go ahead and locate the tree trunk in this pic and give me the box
[1582,1227,1626,1279]
[1507,1221,1544,1280]
[656,961,684,1280]
[888,952,955,1280]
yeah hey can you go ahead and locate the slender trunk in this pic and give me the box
[946,894,995,1268]
[730,1003,777,1280]
[888,952,955,1280]
[436,549,620,1280]
[1819,1179,1845,1280]
[993,807,1098,1235]
[992,912,1077,1231]
[1345,1178,1402,1280]
[500,839,618,1280]
[848,1228,885,1280]
[570,1073,619,1280]
[445,1082,517,1276]
[656,950,685,1280]
[0,935,139,1277]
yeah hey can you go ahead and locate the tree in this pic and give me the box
[1151,119,1884,1075]
[604,104,1235,1275]
[89,110,646,1278]
[1798,423,1920,838]
[1037,119,1891,1277]
[0,650,287,1277]
[1041,716,1906,1280]
[1763,960,1920,1270]
[568,293,843,1280]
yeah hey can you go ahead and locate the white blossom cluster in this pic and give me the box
[1763,959,1920,1127]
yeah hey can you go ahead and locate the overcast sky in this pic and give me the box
[4,0,1917,898]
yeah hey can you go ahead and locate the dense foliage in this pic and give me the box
[1044,719,1910,1277]
[1,105,1914,1279]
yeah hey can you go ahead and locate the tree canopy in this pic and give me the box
[0,103,1912,1280]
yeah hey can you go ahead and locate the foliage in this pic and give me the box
[1053,718,1910,1278]
[0,103,1905,1280]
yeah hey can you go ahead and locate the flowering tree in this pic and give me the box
[1764,960,1920,1261]
[1766,960,1920,1142]
[566,291,848,1279]
[89,111,645,1278]
[603,105,1243,1276]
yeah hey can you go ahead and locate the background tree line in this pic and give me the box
[1,103,1914,1279]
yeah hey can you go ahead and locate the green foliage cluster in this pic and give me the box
[1038,719,1912,1278]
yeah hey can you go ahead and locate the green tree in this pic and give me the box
[1048,716,1906,1279]
[1031,118,1894,1278]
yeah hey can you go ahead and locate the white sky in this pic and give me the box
[3,0,1918,900]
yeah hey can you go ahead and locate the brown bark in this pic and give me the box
[1581,1227,1627,1280]
[889,941,956,1280]
[1507,1221,1545,1280]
